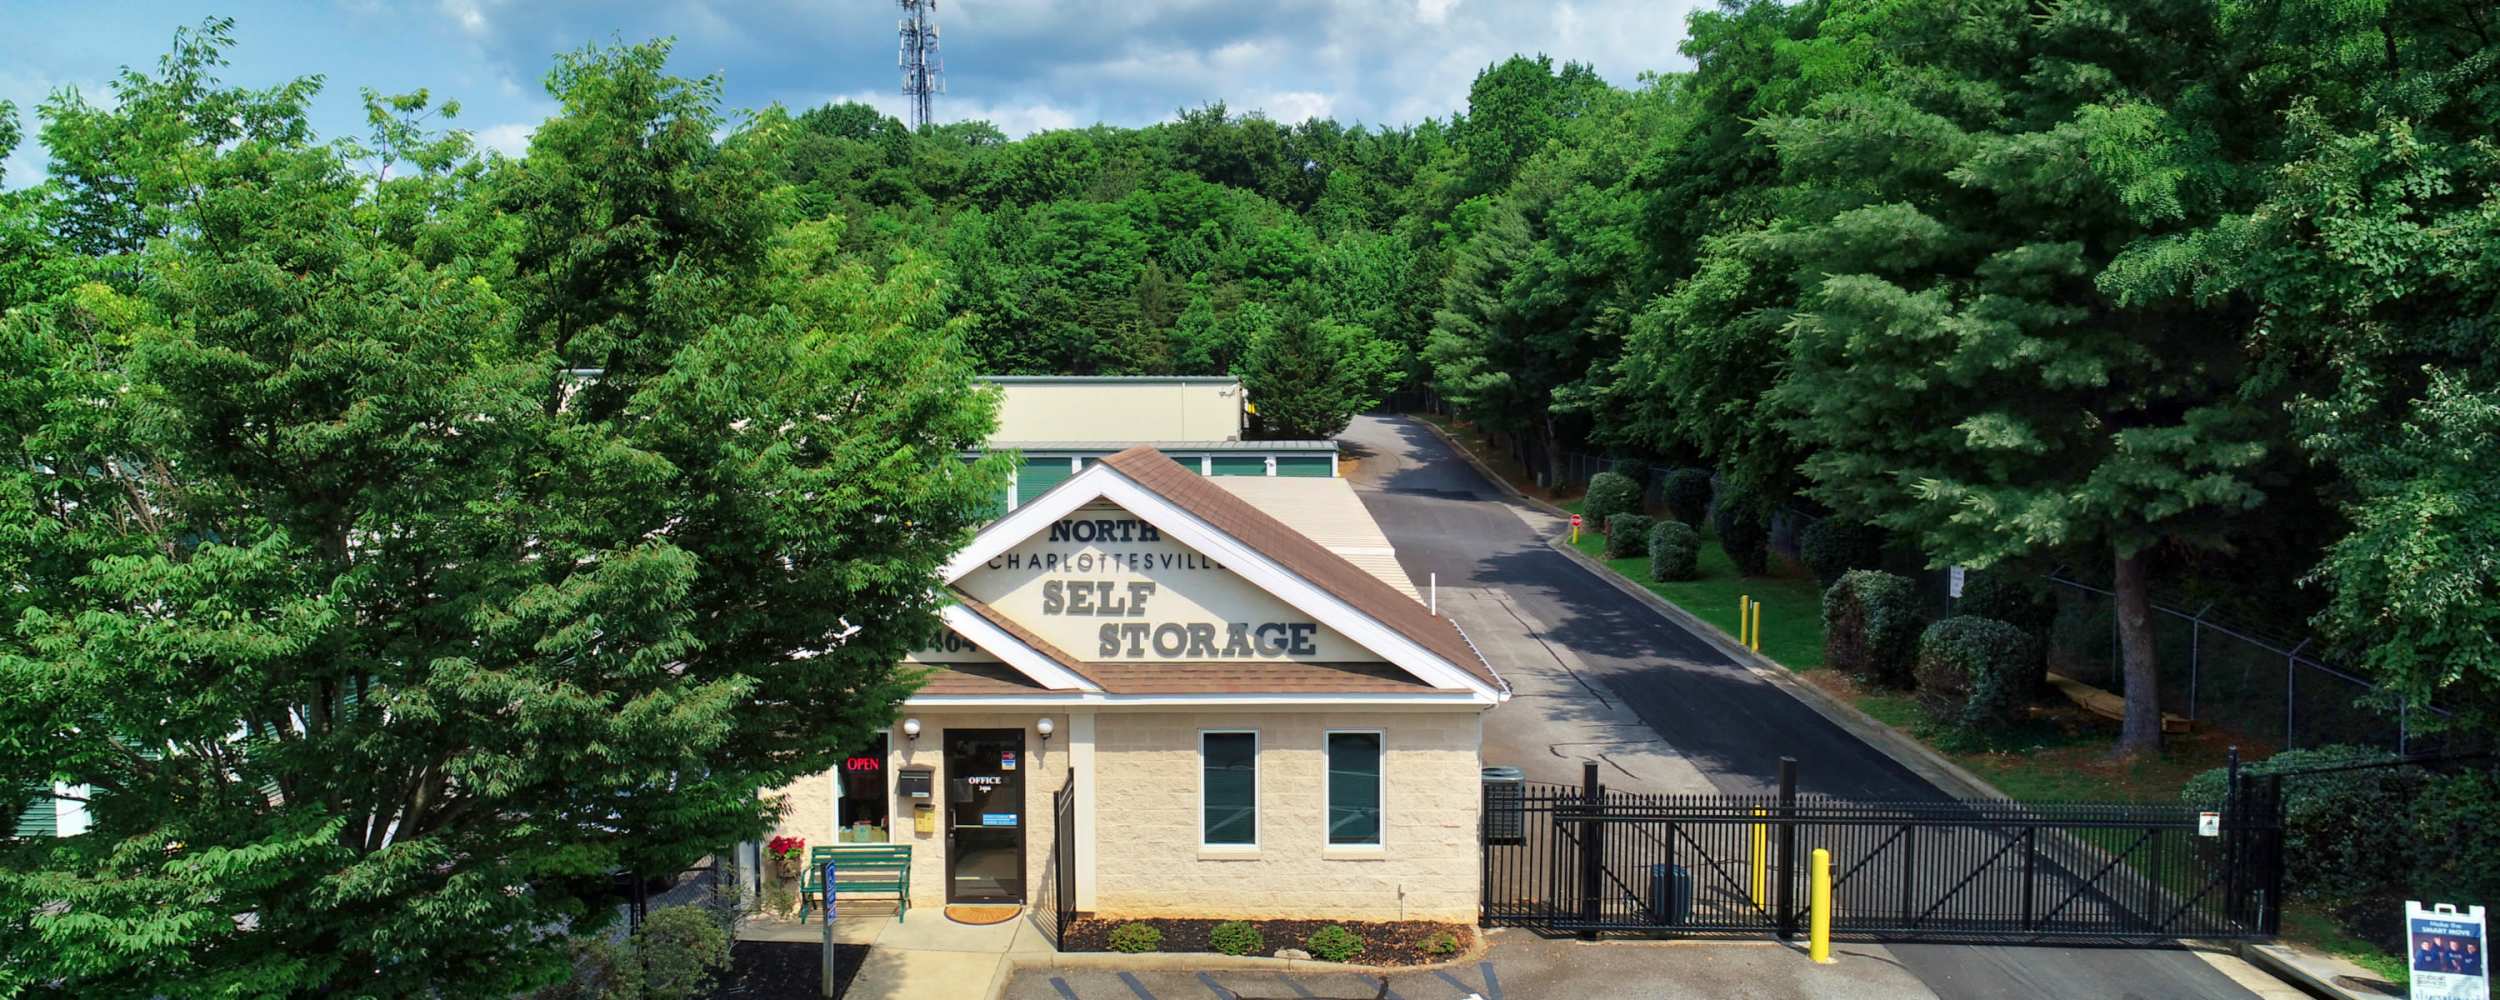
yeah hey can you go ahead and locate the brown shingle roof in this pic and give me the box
[912,662,1050,695]
[947,589,1100,690]
[1099,445,1503,692]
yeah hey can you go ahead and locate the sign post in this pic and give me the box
[1570,513,1582,545]
[2409,901,2489,1000]
[821,858,840,998]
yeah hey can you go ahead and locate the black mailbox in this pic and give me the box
[896,765,934,801]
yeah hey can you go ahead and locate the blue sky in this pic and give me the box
[0,0,1704,189]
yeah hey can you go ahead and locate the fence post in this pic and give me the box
[2285,639,2311,748]
[2188,603,2213,720]
[1776,756,1799,940]
[2262,773,2288,935]
[2222,745,2242,926]
[2020,827,2037,932]
[1579,760,1603,941]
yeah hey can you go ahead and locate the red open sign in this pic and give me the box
[844,756,882,772]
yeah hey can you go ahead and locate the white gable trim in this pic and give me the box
[937,603,1101,692]
[941,464,1501,698]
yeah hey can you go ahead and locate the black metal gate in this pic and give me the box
[1484,761,2284,944]
[1046,774,1078,948]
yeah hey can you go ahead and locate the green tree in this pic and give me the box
[1237,304,1402,440]
[1766,0,2281,757]
[0,31,1000,996]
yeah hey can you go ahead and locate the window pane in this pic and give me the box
[1327,732,1380,845]
[1202,733,1257,845]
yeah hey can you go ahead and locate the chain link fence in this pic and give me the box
[2027,574,2449,756]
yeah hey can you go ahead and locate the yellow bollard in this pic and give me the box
[1750,808,1768,908]
[1750,600,1763,654]
[1738,595,1751,647]
[1811,847,1835,964]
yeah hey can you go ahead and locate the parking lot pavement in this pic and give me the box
[1000,930,1943,1000]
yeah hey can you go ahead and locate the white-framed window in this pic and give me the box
[1199,730,1259,847]
[1325,730,1383,846]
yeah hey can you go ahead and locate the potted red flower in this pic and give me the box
[767,835,805,879]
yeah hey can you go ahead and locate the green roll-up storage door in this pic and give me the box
[1276,455,1333,477]
[1016,457,1073,507]
[13,795,54,838]
[1208,455,1267,476]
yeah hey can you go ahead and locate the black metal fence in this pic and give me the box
[1044,774,1077,949]
[1485,763,2285,944]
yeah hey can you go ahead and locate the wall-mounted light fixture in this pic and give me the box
[902,718,921,742]
[1036,718,1055,742]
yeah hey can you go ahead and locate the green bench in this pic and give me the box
[799,844,912,922]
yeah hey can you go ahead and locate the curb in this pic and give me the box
[987,934,1494,999]
[2238,941,2392,1000]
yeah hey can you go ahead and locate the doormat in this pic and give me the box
[944,904,1022,926]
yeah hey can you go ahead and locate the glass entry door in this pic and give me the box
[945,728,1026,903]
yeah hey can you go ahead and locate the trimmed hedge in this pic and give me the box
[1662,468,1713,528]
[2410,769,2500,913]
[1711,483,1770,576]
[1610,460,1652,491]
[2182,746,2422,910]
[1584,472,1641,535]
[1604,514,1654,559]
[1304,924,1364,963]
[1648,520,1701,582]
[1108,922,1163,953]
[1913,616,2037,734]
[1824,570,1923,688]
[1956,571,2054,689]
[1798,518,1883,586]
[1209,921,1264,957]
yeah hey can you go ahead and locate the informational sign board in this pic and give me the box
[2198,812,2220,837]
[1001,751,1018,771]
[982,813,1018,827]
[1570,514,1582,528]
[2410,901,2490,1000]
[1948,566,1966,599]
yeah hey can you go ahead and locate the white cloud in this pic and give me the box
[438,0,495,37]
[1246,90,1334,124]
[1416,0,1462,25]
[472,121,535,158]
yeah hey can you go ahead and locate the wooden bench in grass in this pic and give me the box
[799,844,912,922]
[2045,671,2192,734]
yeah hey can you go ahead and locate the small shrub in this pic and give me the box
[1304,924,1365,963]
[1648,520,1701,582]
[1584,471,1641,533]
[1108,922,1164,953]
[1711,483,1770,576]
[1604,513,1654,559]
[1798,519,1884,586]
[1610,459,1652,490]
[1913,616,2037,735]
[1661,468,1713,528]
[1422,930,1463,958]
[2183,746,2423,912]
[1824,570,1922,688]
[1209,920,1265,957]
[2411,768,2500,911]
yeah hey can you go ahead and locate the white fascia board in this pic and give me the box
[939,463,1500,699]
[902,691,1496,708]
[937,603,1100,692]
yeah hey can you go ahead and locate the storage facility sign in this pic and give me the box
[953,504,1374,662]
[2410,901,2489,1000]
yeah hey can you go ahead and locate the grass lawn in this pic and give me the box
[1560,498,1828,670]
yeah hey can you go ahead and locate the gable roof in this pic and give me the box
[1094,446,1502,691]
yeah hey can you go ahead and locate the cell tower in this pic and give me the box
[898,0,943,130]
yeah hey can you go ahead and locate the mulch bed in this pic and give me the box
[698,940,869,999]
[1063,917,1471,967]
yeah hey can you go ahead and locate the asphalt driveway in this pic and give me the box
[1335,414,2262,1000]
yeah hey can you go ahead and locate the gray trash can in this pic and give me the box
[1648,864,1693,925]
[1482,766,1524,845]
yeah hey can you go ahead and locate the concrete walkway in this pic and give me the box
[741,902,1056,998]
